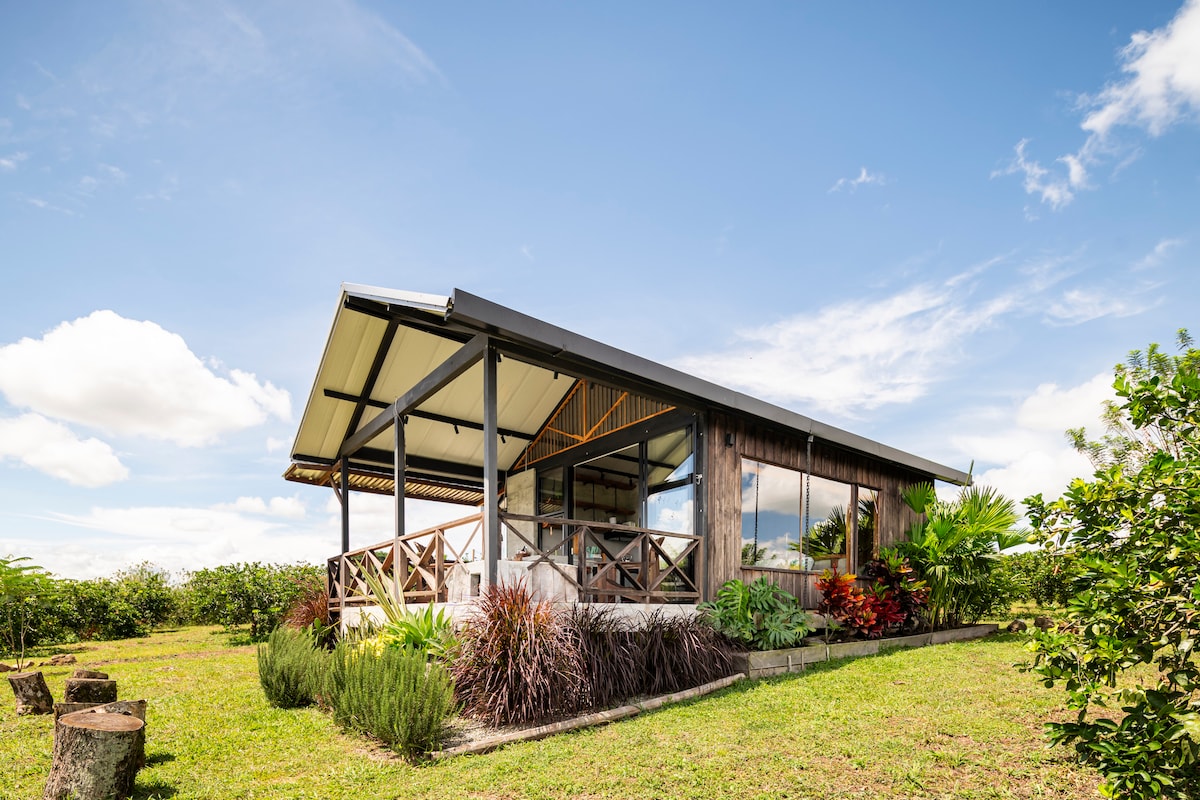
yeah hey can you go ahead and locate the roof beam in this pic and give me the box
[322,389,535,440]
[339,334,488,458]
[340,320,399,447]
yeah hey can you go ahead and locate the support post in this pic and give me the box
[340,459,350,555]
[482,340,500,590]
[393,407,405,603]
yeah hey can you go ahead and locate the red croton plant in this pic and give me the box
[815,554,927,639]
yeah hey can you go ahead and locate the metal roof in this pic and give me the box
[286,284,972,490]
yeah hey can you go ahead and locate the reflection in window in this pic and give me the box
[741,459,801,567]
[857,489,877,566]
[740,458,870,572]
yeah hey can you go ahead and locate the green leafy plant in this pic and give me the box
[449,580,583,726]
[186,562,321,641]
[1023,330,1200,799]
[323,637,455,758]
[698,577,815,651]
[898,483,1028,629]
[380,604,456,662]
[0,556,55,669]
[258,626,325,709]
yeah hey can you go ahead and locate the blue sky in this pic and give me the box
[2,1,1198,579]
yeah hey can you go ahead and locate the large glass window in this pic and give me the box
[741,457,873,572]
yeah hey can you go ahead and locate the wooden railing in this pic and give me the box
[500,513,702,604]
[327,513,483,615]
[327,512,701,618]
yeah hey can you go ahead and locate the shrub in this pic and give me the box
[449,581,583,726]
[324,639,455,757]
[859,551,929,633]
[698,577,815,651]
[636,610,734,695]
[1023,332,1200,800]
[993,549,1078,608]
[898,483,1028,629]
[568,606,641,709]
[187,562,321,640]
[258,626,324,709]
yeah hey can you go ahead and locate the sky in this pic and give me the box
[1,1,1198,580]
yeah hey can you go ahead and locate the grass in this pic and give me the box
[1,626,1099,799]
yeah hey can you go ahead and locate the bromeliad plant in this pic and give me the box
[698,577,815,651]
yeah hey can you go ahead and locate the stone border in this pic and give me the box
[429,673,744,760]
[732,623,999,679]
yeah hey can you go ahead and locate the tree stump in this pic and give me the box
[63,678,117,704]
[54,702,100,720]
[71,669,109,680]
[44,712,144,800]
[8,671,53,715]
[81,701,147,769]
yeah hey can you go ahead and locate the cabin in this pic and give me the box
[286,285,970,625]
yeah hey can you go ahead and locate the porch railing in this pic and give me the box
[326,511,701,618]
[327,513,483,615]
[500,513,702,604]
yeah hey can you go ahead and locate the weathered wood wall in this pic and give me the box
[704,412,930,601]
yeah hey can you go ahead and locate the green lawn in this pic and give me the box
[1,627,1098,799]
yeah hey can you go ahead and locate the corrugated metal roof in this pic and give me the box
[288,283,972,489]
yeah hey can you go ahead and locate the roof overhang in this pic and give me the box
[286,283,972,494]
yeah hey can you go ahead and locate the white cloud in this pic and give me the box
[1045,287,1158,325]
[992,139,1082,210]
[676,274,1013,415]
[0,413,128,487]
[1134,237,1184,269]
[0,151,29,171]
[0,491,474,579]
[217,495,307,520]
[23,504,331,579]
[0,310,291,447]
[266,436,289,453]
[953,374,1114,507]
[1006,0,1200,208]
[829,166,887,193]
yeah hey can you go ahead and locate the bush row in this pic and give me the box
[1,560,324,655]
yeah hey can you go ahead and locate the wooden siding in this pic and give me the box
[703,412,929,601]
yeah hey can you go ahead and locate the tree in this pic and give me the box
[1067,328,1199,472]
[0,556,55,670]
[1024,334,1200,799]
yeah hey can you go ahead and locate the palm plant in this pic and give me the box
[897,483,1029,630]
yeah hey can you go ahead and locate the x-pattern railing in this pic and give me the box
[499,513,702,603]
[327,512,700,615]
[328,514,483,610]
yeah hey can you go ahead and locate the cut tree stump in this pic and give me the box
[63,678,117,704]
[8,671,54,715]
[71,669,109,680]
[44,711,144,800]
[77,701,147,769]
[54,702,99,720]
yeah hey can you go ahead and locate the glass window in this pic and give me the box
[741,457,868,572]
[804,475,853,573]
[857,488,878,566]
[741,459,801,567]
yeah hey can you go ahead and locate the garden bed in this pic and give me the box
[732,623,998,679]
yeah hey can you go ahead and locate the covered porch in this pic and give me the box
[286,286,707,621]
